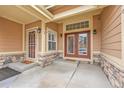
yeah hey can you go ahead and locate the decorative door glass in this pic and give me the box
[67,35,75,54]
[28,31,35,58]
[78,33,88,55]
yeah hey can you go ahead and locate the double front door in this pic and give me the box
[65,31,90,58]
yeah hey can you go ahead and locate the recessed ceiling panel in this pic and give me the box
[48,5,81,14]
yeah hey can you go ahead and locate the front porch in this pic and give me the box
[0,59,111,88]
[0,5,124,88]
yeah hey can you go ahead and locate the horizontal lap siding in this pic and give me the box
[93,15,101,51]
[0,17,22,52]
[101,6,122,59]
[25,20,42,51]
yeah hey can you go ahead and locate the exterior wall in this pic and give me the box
[58,23,63,51]
[101,6,122,59]
[0,17,23,52]
[0,53,24,69]
[100,55,124,87]
[25,20,42,29]
[38,22,60,67]
[45,22,58,52]
[46,22,58,32]
[99,5,124,87]
[93,15,101,52]
[57,9,102,61]
[0,17,24,68]
[61,13,93,60]
[61,11,94,33]
[25,20,42,52]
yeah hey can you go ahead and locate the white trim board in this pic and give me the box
[0,51,25,55]
[46,27,57,52]
[26,27,39,61]
[25,27,38,31]
[93,51,101,54]
[63,57,91,62]
[58,50,63,53]
[22,24,25,51]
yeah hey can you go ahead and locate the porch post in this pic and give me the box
[41,21,46,53]
[90,16,93,64]
[22,24,25,52]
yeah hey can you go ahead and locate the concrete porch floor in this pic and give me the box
[0,59,112,88]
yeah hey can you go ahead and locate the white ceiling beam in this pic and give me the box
[36,5,54,18]
[30,5,53,20]
[1,15,24,24]
[45,5,56,9]
[16,6,42,20]
[16,5,50,23]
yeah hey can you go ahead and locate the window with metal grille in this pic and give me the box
[66,20,89,31]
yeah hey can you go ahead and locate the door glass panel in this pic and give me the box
[67,35,75,54]
[78,33,88,55]
[28,31,35,58]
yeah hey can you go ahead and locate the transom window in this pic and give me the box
[48,30,57,51]
[66,20,89,31]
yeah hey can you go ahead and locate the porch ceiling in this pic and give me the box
[0,5,39,24]
[0,5,107,24]
[47,5,81,15]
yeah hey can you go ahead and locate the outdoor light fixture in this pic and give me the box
[60,33,62,37]
[93,29,97,34]
[37,27,41,33]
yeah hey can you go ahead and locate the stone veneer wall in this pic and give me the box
[100,55,124,88]
[0,53,24,68]
[93,53,101,64]
[93,53,124,88]
[38,52,60,67]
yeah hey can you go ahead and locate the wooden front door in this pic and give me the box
[64,31,90,58]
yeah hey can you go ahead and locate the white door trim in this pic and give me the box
[26,27,39,61]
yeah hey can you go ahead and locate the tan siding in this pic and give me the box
[58,23,63,51]
[101,5,122,59]
[101,49,121,58]
[102,42,121,50]
[0,17,23,52]
[102,15,121,36]
[93,15,101,51]
[25,20,42,51]
[25,20,42,29]
[46,22,58,31]
[102,24,121,41]
[102,6,121,29]
[46,22,59,51]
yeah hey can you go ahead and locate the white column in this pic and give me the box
[90,16,93,64]
[41,21,46,53]
[22,24,25,52]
